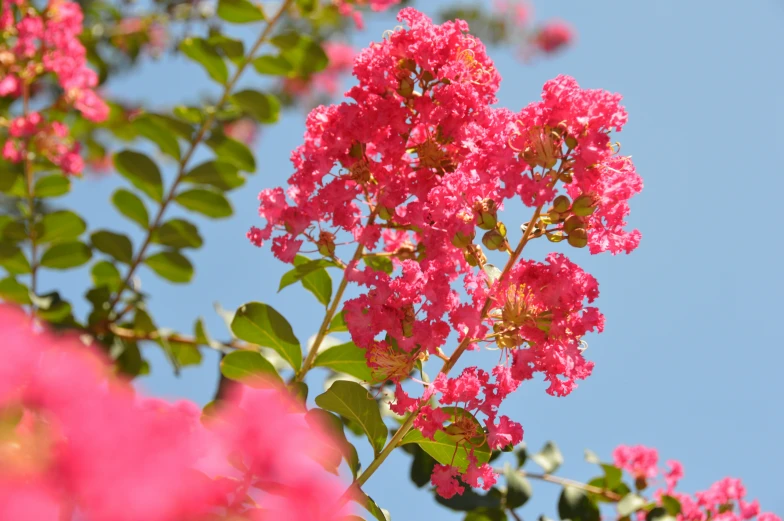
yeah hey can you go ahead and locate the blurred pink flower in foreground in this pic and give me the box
[0,305,352,521]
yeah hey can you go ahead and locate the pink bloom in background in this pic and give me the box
[224,117,260,146]
[334,0,401,29]
[534,19,574,54]
[284,41,356,100]
[3,113,84,174]
[0,305,352,521]
[494,0,531,25]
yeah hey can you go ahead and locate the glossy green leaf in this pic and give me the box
[91,230,133,264]
[152,219,203,249]
[660,495,682,516]
[35,292,72,323]
[220,350,280,384]
[206,133,255,172]
[163,340,202,366]
[232,90,280,124]
[112,189,150,229]
[618,494,648,517]
[0,276,31,305]
[231,302,302,369]
[280,256,333,306]
[558,486,601,521]
[354,488,390,521]
[183,160,244,191]
[39,241,91,270]
[145,251,193,283]
[516,445,528,468]
[175,189,233,218]
[148,113,194,140]
[180,37,228,84]
[114,150,164,202]
[132,114,181,159]
[0,245,30,275]
[91,260,121,291]
[314,341,372,381]
[305,409,361,478]
[216,0,265,23]
[34,175,70,198]
[436,486,502,512]
[295,0,316,14]
[328,310,348,332]
[504,467,532,509]
[252,54,293,75]
[532,441,563,474]
[315,380,387,455]
[39,210,86,243]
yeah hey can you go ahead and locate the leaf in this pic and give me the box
[401,416,491,473]
[558,486,601,521]
[436,486,502,512]
[364,255,393,274]
[112,189,149,229]
[505,466,532,509]
[206,133,255,172]
[483,264,502,283]
[252,54,293,76]
[353,489,390,521]
[91,230,133,264]
[39,210,86,243]
[328,311,348,332]
[231,302,302,370]
[0,276,31,305]
[660,495,682,516]
[515,444,528,468]
[183,160,244,191]
[148,113,194,140]
[172,106,203,125]
[145,251,193,283]
[232,90,280,124]
[280,256,333,306]
[39,241,91,270]
[295,0,316,14]
[152,219,203,249]
[408,444,437,488]
[208,34,245,64]
[114,150,164,202]
[175,189,233,218]
[163,340,202,366]
[271,32,328,77]
[131,114,181,160]
[315,380,387,455]
[532,441,563,474]
[314,341,372,381]
[305,409,361,478]
[0,243,30,274]
[33,175,70,198]
[220,350,280,384]
[91,260,121,291]
[216,0,265,23]
[465,509,508,521]
[618,494,648,517]
[179,37,228,84]
[647,507,677,521]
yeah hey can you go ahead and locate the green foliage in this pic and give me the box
[314,341,372,381]
[91,230,134,264]
[231,90,281,124]
[0,276,31,305]
[617,494,648,517]
[504,466,532,509]
[183,161,245,191]
[558,487,601,521]
[179,37,229,84]
[114,150,164,202]
[220,350,281,384]
[531,441,563,474]
[131,114,181,160]
[34,175,70,198]
[231,302,302,369]
[305,408,361,477]
[39,241,91,270]
[91,261,121,291]
[206,133,256,172]
[270,32,328,78]
[216,0,266,24]
[39,211,86,243]
[279,255,333,306]
[175,189,233,218]
[315,380,387,455]
[144,251,194,283]
[152,219,203,249]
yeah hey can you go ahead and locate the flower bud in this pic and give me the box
[559,171,573,184]
[421,70,434,83]
[378,206,394,221]
[564,134,578,150]
[553,195,571,213]
[464,249,478,267]
[451,229,475,249]
[397,76,415,98]
[401,304,415,338]
[482,229,505,250]
[546,231,565,243]
[349,142,364,159]
[474,199,498,230]
[547,210,563,223]
[572,194,597,217]
[496,221,507,238]
[317,231,336,257]
[563,215,585,234]
[567,228,588,248]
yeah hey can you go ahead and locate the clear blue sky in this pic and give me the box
[48,1,784,519]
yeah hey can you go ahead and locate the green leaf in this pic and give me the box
[216,0,265,23]
[231,302,302,370]
[0,167,19,192]
[436,487,502,512]
[305,409,361,478]
[295,0,316,14]
[408,444,437,488]
[314,341,372,381]
[220,350,280,384]
[180,37,228,84]
[91,230,133,264]
[280,256,333,306]
[152,219,203,249]
[505,466,532,509]
[175,189,233,218]
[112,189,149,229]
[647,507,677,521]
[39,241,91,270]
[0,276,31,304]
[465,509,508,521]
[618,494,648,517]
[516,445,528,468]
[0,243,30,274]
[183,160,245,191]
[208,34,245,64]
[131,114,181,160]
[328,310,348,332]
[252,54,293,76]
[194,318,211,345]
[401,411,491,473]
[353,489,390,521]
[34,175,70,198]
[91,260,121,291]
[558,487,601,521]
[315,380,387,455]
[114,150,164,202]
[35,292,72,323]
[162,340,202,367]
[39,210,86,243]
[660,495,682,516]
[532,441,563,474]
[145,251,193,283]
[206,133,256,172]
[172,106,203,125]
[364,255,393,274]
[232,90,280,124]
[271,32,328,77]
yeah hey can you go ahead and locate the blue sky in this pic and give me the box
[50,0,784,519]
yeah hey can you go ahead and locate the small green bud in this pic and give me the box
[547,210,562,223]
[572,194,597,217]
[559,171,573,184]
[482,229,505,250]
[553,195,571,213]
[563,215,585,234]
[451,230,475,249]
[546,231,566,243]
[464,249,479,267]
[567,228,588,248]
[421,70,434,83]
[564,134,578,149]
[496,221,507,238]
[378,206,394,221]
[397,77,415,98]
[349,142,364,159]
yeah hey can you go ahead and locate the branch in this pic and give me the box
[108,324,254,353]
[519,470,623,502]
[21,82,38,314]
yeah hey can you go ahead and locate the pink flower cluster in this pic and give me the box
[613,445,780,521]
[0,305,350,521]
[0,0,108,175]
[334,0,402,29]
[493,1,575,56]
[249,8,642,498]
[3,112,83,174]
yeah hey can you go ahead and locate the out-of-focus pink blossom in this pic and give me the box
[224,117,260,146]
[284,41,356,100]
[534,20,574,54]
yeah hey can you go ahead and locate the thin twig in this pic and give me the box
[21,82,38,314]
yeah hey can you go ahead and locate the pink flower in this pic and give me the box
[485,415,523,450]
[430,464,464,499]
[613,444,659,480]
[534,20,574,54]
[463,460,497,491]
[413,405,449,440]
